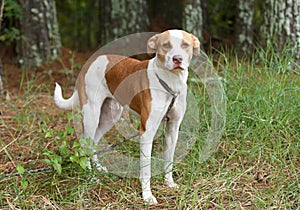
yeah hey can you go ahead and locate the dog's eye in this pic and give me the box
[181,42,190,48]
[162,42,171,49]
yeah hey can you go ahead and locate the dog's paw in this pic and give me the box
[165,179,179,189]
[92,156,108,172]
[142,192,158,205]
[95,163,108,172]
[86,161,92,170]
[86,160,108,172]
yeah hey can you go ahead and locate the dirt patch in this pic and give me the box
[0,46,94,93]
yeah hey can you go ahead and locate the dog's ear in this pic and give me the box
[192,35,200,56]
[147,34,159,54]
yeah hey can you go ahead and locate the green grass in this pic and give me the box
[0,48,299,209]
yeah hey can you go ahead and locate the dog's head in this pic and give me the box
[147,29,200,72]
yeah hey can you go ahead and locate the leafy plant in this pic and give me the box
[41,114,97,175]
[42,136,90,174]
[16,165,28,189]
[42,150,63,175]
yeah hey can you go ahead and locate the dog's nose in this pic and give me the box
[172,55,183,64]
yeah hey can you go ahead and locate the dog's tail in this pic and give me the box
[53,83,79,110]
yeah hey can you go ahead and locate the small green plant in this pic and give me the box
[42,133,91,174]
[69,140,89,170]
[16,165,28,189]
[42,150,63,175]
[41,114,98,174]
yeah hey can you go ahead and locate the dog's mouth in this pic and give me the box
[172,64,185,71]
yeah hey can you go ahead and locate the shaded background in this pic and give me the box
[0,0,299,66]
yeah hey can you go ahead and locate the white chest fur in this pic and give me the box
[148,57,188,96]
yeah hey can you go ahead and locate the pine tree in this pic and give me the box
[99,0,149,45]
[183,0,208,43]
[260,0,300,61]
[235,0,254,56]
[0,0,4,93]
[17,0,61,68]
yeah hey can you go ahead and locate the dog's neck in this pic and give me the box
[150,57,188,95]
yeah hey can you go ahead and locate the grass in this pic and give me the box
[0,47,299,209]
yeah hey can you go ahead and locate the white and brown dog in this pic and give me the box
[54,29,200,204]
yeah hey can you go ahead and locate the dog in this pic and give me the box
[54,29,200,204]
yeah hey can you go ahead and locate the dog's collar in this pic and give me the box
[155,73,178,98]
[155,73,178,121]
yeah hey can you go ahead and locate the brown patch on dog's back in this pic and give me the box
[105,55,151,133]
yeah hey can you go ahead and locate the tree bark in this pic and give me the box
[235,0,254,56]
[17,0,61,68]
[260,0,300,60]
[0,0,4,93]
[99,0,150,45]
[183,0,208,44]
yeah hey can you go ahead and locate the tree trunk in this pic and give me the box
[0,0,4,93]
[235,0,254,56]
[183,0,208,44]
[99,0,150,45]
[260,0,300,60]
[17,0,61,68]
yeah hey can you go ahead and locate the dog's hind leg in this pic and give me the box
[91,98,122,171]
[82,102,101,140]
[82,97,106,171]
[94,98,123,143]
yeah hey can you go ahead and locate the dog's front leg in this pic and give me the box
[163,92,186,189]
[140,132,157,204]
[164,121,180,189]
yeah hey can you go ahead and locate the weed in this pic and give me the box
[41,114,92,174]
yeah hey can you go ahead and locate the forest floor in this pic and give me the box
[0,46,299,209]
